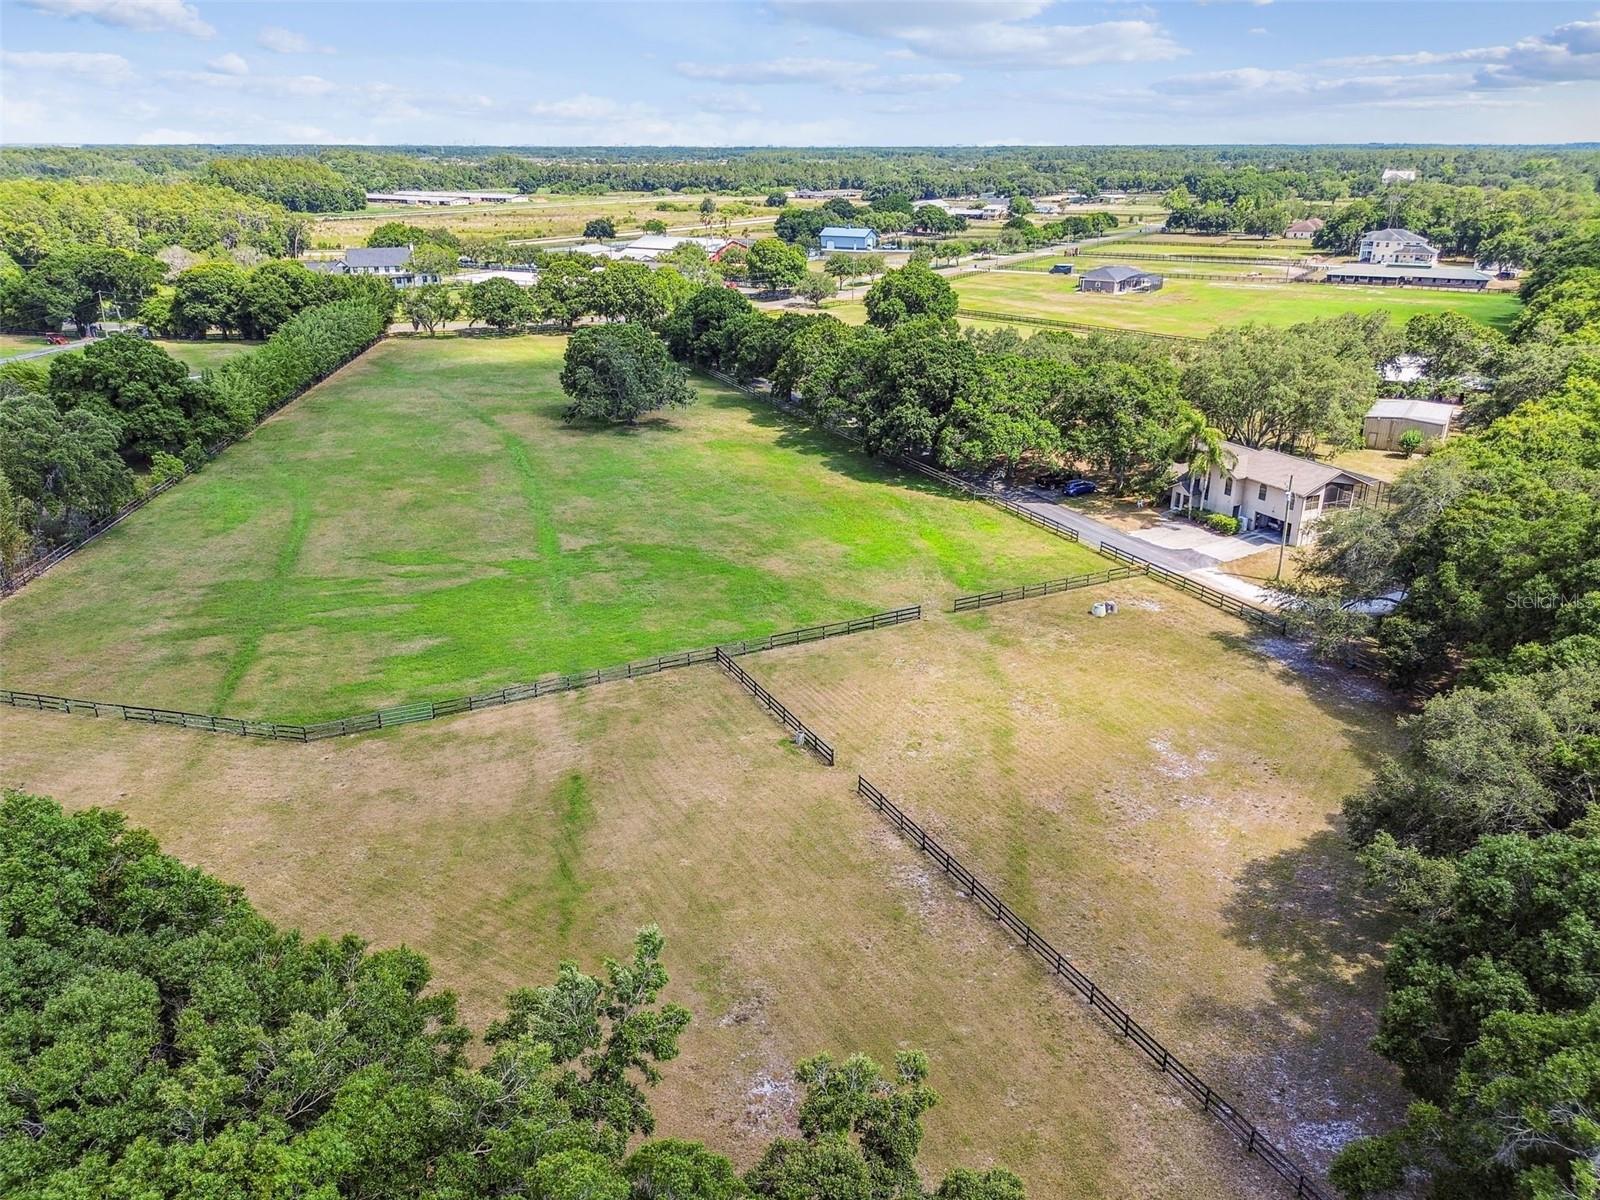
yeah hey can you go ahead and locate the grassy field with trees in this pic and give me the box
[0,335,1105,721]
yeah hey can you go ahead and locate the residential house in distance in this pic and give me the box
[1382,168,1418,183]
[819,226,878,251]
[1168,442,1377,547]
[1031,200,1062,215]
[1327,227,1492,289]
[1285,217,1325,239]
[1078,265,1163,294]
[303,245,439,287]
[794,189,864,200]
[1363,398,1457,450]
[1359,228,1439,266]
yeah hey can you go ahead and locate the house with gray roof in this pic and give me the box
[299,244,439,287]
[1358,228,1439,267]
[1168,441,1377,547]
[1078,264,1163,294]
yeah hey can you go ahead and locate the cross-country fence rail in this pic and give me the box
[952,566,1141,611]
[1,605,921,742]
[715,648,835,765]
[854,774,1332,1200]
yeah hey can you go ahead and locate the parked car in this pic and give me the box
[1062,479,1097,496]
[1050,263,1075,275]
[44,333,70,345]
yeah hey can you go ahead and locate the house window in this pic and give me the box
[1257,483,1267,501]
[1223,477,1233,496]
[1304,493,1321,511]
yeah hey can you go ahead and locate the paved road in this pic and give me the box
[0,339,89,364]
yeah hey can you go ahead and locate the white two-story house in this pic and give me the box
[1168,442,1377,548]
[1358,228,1439,267]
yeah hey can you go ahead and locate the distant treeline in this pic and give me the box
[5,144,1598,205]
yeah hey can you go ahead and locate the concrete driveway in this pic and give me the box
[1130,520,1278,562]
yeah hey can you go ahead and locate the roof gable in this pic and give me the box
[344,245,414,269]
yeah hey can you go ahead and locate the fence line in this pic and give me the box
[955,308,1200,343]
[854,773,1332,1200]
[0,333,385,597]
[1058,248,1310,268]
[952,566,1141,612]
[715,648,835,765]
[0,605,922,742]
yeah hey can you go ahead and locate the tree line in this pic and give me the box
[0,791,1025,1200]
[0,298,384,576]
[6,144,1598,205]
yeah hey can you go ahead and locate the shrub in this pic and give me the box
[1201,512,1241,535]
[145,450,187,489]
[1397,428,1424,457]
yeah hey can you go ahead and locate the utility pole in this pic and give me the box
[1275,473,1294,581]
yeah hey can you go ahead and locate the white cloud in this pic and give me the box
[677,56,875,84]
[1247,27,1267,37]
[772,0,1184,68]
[1324,46,1508,68]
[1477,19,1600,86]
[163,68,339,98]
[676,56,960,93]
[0,49,134,84]
[527,94,642,122]
[206,52,249,75]
[852,72,963,94]
[134,126,226,143]
[257,25,335,55]
[23,0,212,38]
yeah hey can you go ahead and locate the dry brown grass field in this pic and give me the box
[749,580,1408,1175]
[2,570,1403,1196]
[7,652,1299,1200]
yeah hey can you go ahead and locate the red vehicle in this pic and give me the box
[44,333,70,345]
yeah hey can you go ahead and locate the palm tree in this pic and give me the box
[1175,409,1234,521]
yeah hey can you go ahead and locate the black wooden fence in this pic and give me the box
[955,308,1200,343]
[1094,543,1289,631]
[0,605,922,742]
[715,648,835,765]
[952,566,1141,612]
[854,774,1332,1200]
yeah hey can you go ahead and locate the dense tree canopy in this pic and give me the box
[0,792,1025,1200]
[863,264,957,330]
[560,323,694,424]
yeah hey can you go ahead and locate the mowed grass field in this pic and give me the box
[0,335,1106,721]
[154,338,262,372]
[943,269,1522,337]
[0,616,1350,1200]
[749,583,1407,1174]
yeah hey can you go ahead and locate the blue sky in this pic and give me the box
[1,0,1597,145]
